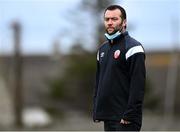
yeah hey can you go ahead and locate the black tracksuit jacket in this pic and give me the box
[93,31,146,127]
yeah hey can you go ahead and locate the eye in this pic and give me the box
[104,18,109,22]
[112,17,118,21]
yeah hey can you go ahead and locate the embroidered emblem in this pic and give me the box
[114,50,121,59]
[100,52,105,58]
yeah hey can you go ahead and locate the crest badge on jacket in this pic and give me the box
[114,50,121,59]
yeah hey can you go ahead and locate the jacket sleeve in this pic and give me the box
[93,51,100,113]
[123,52,146,123]
[93,59,100,101]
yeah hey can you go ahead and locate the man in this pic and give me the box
[93,5,146,131]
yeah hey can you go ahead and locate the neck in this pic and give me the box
[121,28,126,33]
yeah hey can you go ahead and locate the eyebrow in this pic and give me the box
[104,16,119,19]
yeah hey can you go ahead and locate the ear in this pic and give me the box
[122,19,127,27]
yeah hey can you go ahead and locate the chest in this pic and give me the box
[99,43,127,68]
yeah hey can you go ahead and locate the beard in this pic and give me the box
[106,27,119,35]
[106,23,123,35]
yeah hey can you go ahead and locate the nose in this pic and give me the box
[107,19,113,25]
[107,20,113,26]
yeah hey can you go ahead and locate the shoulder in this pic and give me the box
[97,41,109,51]
[124,34,145,60]
[124,34,142,49]
[96,41,108,61]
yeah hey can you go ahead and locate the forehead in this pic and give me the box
[104,9,121,18]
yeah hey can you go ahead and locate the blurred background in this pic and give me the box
[0,0,180,131]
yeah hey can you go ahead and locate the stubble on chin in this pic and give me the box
[106,28,118,35]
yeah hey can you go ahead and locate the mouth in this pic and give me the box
[107,27,114,30]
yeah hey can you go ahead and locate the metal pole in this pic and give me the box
[12,21,23,127]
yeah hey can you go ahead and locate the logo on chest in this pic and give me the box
[114,50,121,59]
[100,52,105,58]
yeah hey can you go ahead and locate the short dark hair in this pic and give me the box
[104,5,126,20]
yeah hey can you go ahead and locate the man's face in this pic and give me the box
[104,9,125,35]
